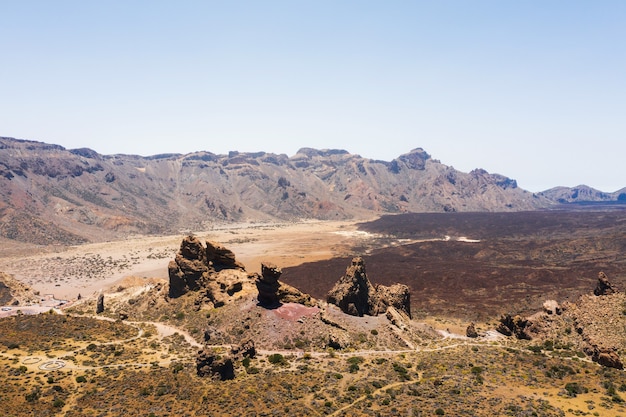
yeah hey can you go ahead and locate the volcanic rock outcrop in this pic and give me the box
[196,349,235,380]
[496,314,532,340]
[327,257,411,318]
[231,339,256,360]
[168,236,250,307]
[466,323,478,338]
[255,263,281,306]
[96,294,105,314]
[206,241,245,271]
[584,341,624,370]
[254,262,314,307]
[168,236,209,297]
[593,271,617,296]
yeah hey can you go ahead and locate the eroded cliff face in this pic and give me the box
[0,136,552,244]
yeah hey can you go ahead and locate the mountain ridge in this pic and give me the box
[0,136,622,244]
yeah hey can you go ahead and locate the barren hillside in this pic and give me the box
[0,136,552,244]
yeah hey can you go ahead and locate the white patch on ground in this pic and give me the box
[331,230,381,238]
[437,329,467,339]
[457,236,481,243]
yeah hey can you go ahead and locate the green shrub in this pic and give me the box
[564,382,586,397]
[545,364,575,379]
[76,375,87,383]
[470,366,483,375]
[268,353,286,365]
[347,356,364,365]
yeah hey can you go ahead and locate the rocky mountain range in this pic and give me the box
[1,136,623,244]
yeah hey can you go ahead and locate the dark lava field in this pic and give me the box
[281,206,626,321]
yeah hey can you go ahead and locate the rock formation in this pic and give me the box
[594,271,617,296]
[327,257,411,318]
[231,339,256,360]
[542,300,561,315]
[327,334,346,350]
[196,349,235,380]
[96,294,104,314]
[255,262,282,306]
[168,236,209,297]
[206,241,245,271]
[277,281,315,306]
[466,323,478,338]
[496,314,532,340]
[327,257,379,316]
[376,283,412,318]
[168,236,249,306]
[584,342,624,370]
[254,262,315,307]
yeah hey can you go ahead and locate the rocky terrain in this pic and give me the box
[283,209,626,320]
[3,235,626,416]
[2,135,626,416]
[0,136,578,245]
[0,271,40,306]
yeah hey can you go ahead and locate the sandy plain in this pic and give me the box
[0,219,374,301]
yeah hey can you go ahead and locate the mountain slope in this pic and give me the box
[0,136,551,243]
[538,184,626,204]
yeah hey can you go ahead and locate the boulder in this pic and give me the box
[594,271,617,296]
[231,339,256,359]
[376,283,411,318]
[584,342,624,370]
[203,327,223,343]
[466,323,478,338]
[386,306,409,330]
[196,349,235,380]
[542,300,561,315]
[327,334,346,350]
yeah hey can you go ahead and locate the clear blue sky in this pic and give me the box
[1,1,625,192]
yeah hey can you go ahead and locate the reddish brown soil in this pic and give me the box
[281,208,626,321]
[271,303,319,321]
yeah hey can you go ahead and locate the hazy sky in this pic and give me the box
[1,1,625,192]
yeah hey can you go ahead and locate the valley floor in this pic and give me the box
[0,219,373,300]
